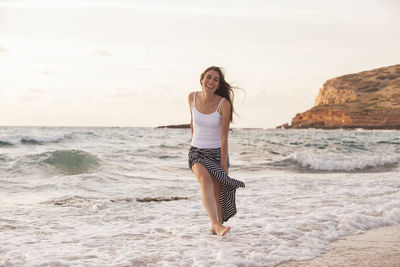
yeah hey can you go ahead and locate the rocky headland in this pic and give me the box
[156,124,190,129]
[281,64,400,129]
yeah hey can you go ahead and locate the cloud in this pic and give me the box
[19,94,40,102]
[39,68,58,75]
[17,88,48,102]
[105,87,138,98]
[0,0,315,19]
[29,88,47,94]
[19,92,42,101]
[90,49,112,57]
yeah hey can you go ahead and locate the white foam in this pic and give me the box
[290,152,400,171]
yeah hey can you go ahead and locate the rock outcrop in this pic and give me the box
[283,64,400,129]
[156,124,190,129]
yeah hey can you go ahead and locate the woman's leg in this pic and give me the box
[192,163,230,236]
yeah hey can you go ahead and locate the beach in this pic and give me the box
[278,224,400,267]
[1,127,400,266]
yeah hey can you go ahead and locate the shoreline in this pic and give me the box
[277,223,400,267]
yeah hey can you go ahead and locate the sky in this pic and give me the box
[0,0,399,128]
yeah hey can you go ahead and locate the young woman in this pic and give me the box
[188,66,245,236]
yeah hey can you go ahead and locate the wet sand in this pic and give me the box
[277,224,400,267]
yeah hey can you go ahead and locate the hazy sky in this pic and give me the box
[1,0,399,128]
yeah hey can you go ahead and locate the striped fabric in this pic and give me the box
[188,146,245,222]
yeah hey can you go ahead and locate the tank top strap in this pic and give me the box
[216,97,225,112]
[193,91,196,106]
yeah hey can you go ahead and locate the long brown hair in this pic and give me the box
[200,66,237,122]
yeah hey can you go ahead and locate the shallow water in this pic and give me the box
[1,127,400,266]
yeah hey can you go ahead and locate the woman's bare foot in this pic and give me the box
[212,223,230,236]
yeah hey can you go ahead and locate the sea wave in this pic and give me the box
[0,140,13,146]
[41,150,99,175]
[287,152,400,172]
[0,135,65,145]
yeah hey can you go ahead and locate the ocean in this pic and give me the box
[1,126,400,267]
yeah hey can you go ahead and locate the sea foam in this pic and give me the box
[289,152,400,171]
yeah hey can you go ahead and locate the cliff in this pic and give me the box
[283,64,400,129]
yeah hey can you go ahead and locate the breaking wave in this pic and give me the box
[0,140,13,146]
[41,150,99,175]
[0,135,65,145]
[286,152,400,172]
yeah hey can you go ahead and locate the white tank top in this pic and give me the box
[191,91,225,149]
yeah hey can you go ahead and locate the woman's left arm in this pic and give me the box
[220,100,231,174]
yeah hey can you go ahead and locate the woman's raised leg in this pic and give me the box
[192,163,230,236]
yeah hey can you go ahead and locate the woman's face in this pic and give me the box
[201,70,220,94]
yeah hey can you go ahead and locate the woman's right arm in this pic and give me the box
[188,92,194,137]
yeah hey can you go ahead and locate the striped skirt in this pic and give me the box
[188,146,245,222]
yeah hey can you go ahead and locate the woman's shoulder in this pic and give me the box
[220,97,231,110]
[188,91,197,105]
